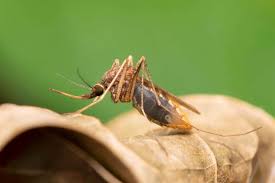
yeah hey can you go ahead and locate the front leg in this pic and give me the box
[75,58,131,113]
[114,56,133,102]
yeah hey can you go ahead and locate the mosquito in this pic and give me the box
[49,56,261,137]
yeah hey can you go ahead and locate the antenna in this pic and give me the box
[77,68,92,88]
[56,73,90,90]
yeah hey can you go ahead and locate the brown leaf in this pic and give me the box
[0,95,274,183]
[0,104,160,183]
[107,95,275,183]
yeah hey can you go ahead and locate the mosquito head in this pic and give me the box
[90,83,105,98]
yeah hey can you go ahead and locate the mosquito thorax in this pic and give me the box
[99,61,137,103]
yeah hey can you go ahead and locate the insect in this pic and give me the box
[50,56,261,136]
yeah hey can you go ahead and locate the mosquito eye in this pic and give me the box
[95,88,103,96]
[165,115,172,122]
[93,84,104,96]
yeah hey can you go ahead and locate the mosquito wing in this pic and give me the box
[143,79,200,115]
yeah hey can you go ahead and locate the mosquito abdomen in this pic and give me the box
[132,82,177,126]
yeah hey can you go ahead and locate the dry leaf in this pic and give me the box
[108,95,275,183]
[0,104,160,183]
[0,95,274,183]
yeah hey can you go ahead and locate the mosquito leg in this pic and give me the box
[126,56,153,119]
[138,57,162,106]
[114,56,132,102]
[137,56,161,106]
[124,57,142,102]
[137,57,192,127]
[75,57,130,113]
[140,65,148,119]
[140,58,183,122]
[120,56,135,101]
[49,88,92,100]
[128,57,148,118]
[136,57,176,115]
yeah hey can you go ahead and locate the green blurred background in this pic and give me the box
[0,0,274,122]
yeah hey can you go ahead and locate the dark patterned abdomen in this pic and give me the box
[132,82,175,126]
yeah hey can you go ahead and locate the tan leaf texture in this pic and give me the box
[0,95,274,183]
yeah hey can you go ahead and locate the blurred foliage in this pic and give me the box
[0,0,274,122]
